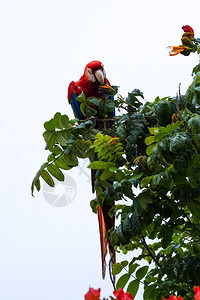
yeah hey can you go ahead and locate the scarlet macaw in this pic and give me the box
[68,61,115,279]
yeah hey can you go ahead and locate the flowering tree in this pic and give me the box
[32,26,200,299]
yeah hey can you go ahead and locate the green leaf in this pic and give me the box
[146,144,155,155]
[166,121,181,133]
[140,176,153,188]
[120,260,128,267]
[63,153,78,166]
[76,91,86,103]
[43,131,56,151]
[44,119,55,131]
[88,161,115,169]
[116,224,130,245]
[100,169,113,180]
[47,164,64,181]
[129,263,139,274]
[56,131,68,146]
[109,166,118,172]
[47,132,56,151]
[149,127,159,135]
[137,190,152,209]
[52,145,63,156]
[130,212,141,234]
[80,102,86,115]
[169,133,191,153]
[188,115,200,132]
[112,263,123,275]
[144,284,157,300]
[54,155,71,170]
[161,226,173,248]
[149,288,160,300]
[136,266,149,280]
[43,130,54,143]
[116,273,130,290]
[154,132,168,142]
[40,170,55,187]
[31,180,35,196]
[115,171,125,181]
[54,112,63,129]
[122,217,132,238]
[131,88,144,98]
[61,115,71,128]
[87,97,101,106]
[105,99,115,111]
[145,136,155,145]
[47,154,55,162]
[152,174,161,186]
[31,176,41,196]
[85,105,97,116]
[126,279,139,298]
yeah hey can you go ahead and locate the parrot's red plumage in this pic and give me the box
[68,61,115,279]
[68,61,111,100]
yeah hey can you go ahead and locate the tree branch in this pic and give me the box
[140,234,162,268]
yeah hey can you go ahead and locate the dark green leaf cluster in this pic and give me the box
[112,261,148,298]
[76,86,117,119]
[31,112,96,195]
[32,71,200,299]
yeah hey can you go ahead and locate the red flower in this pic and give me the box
[182,25,194,44]
[84,287,101,300]
[194,286,200,300]
[162,296,183,300]
[182,25,194,35]
[113,288,134,300]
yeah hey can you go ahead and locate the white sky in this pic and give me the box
[0,0,200,299]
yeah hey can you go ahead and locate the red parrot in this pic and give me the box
[67,60,115,279]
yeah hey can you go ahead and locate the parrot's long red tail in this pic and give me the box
[97,201,115,279]
[92,171,115,279]
[97,205,107,279]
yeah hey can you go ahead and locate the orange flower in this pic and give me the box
[168,45,189,56]
[99,84,116,92]
[194,286,200,300]
[168,25,195,57]
[84,287,101,300]
[113,288,134,300]
[110,136,118,145]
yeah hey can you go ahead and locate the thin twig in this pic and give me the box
[190,197,200,206]
[140,234,162,268]
[182,209,200,233]
[109,254,116,290]
[178,83,184,111]
[123,267,144,284]
[176,84,200,154]
[175,92,180,115]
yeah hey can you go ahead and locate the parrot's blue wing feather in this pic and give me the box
[71,93,84,120]
[110,95,115,117]
[71,94,115,120]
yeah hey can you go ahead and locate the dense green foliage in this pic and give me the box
[32,61,200,299]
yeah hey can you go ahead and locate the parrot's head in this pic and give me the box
[84,60,106,85]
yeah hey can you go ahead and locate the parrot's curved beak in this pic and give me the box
[94,69,105,85]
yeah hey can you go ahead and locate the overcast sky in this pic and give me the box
[1,0,200,299]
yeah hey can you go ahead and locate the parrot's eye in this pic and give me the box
[87,68,92,74]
